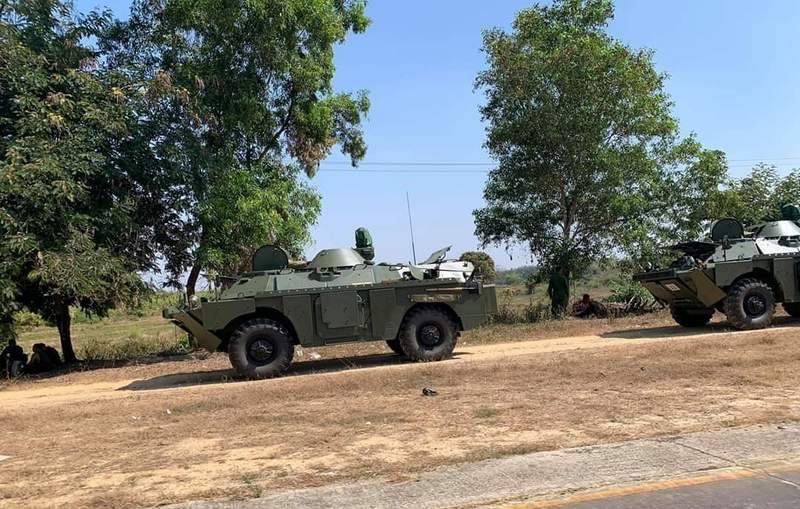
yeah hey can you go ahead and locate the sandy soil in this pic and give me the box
[1,317,800,508]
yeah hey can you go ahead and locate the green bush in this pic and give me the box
[78,331,190,362]
[459,251,497,283]
[13,310,45,328]
[607,277,655,306]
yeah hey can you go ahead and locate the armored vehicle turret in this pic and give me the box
[164,228,497,378]
[634,206,800,330]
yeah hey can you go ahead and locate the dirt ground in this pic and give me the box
[2,315,800,508]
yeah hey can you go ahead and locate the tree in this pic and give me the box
[0,1,159,361]
[473,0,727,299]
[105,0,370,294]
[714,164,800,226]
[459,251,496,283]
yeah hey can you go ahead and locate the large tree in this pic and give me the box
[0,0,165,361]
[105,0,370,294]
[474,0,727,291]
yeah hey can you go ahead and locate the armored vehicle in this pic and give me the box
[164,229,497,378]
[634,207,800,330]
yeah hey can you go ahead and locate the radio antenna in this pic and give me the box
[406,191,417,264]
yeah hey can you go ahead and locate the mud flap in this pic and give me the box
[688,271,727,307]
[170,310,222,352]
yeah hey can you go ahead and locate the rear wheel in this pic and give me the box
[723,278,775,330]
[783,302,800,318]
[670,304,714,328]
[228,318,294,379]
[398,306,459,361]
[385,339,405,356]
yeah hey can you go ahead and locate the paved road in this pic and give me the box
[559,468,800,508]
[169,424,800,509]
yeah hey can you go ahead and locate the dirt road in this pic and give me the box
[2,319,800,508]
[0,319,779,410]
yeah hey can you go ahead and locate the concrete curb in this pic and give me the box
[168,423,800,509]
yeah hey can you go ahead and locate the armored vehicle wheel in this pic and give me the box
[385,339,405,356]
[228,318,294,379]
[723,278,775,330]
[783,302,800,318]
[398,306,458,361]
[670,304,714,327]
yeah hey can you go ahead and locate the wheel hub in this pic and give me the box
[418,324,443,348]
[248,338,275,363]
[744,294,767,317]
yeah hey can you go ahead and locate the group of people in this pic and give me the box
[1,339,62,378]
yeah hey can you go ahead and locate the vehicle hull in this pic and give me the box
[165,279,497,352]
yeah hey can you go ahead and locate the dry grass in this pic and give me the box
[16,315,183,360]
[1,324,799,508]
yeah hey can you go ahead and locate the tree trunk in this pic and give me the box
[55,303,77,364]
[186,263,202,298]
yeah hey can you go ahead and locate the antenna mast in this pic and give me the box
[406,191,417,264]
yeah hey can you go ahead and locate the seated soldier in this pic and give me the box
[1,339,27,377]
[26,343,61,374]
[574,294,605,318]
[43,344,62,368]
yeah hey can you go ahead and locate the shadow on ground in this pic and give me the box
[602,316,800,340]
[119,351,471,391]
[0,352,199,385]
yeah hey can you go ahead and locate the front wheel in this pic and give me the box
[723,278,775,330]
[670,304,714,328]
[228,318,294,379]
[398,306,459,362]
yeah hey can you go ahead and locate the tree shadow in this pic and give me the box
[1,352,198,383]
[119,351,472,392]
[602,316,800,340]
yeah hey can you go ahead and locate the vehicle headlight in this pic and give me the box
[189,295,200,308]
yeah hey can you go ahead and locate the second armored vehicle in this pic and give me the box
[165,229,497,378]
[634,207,800,330]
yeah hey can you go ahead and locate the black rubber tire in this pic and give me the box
[228,318,294,379]
[783,302,800,318]
[723,278,775,330]
[397,306,459,361]
[385,339,405,356]
[670,304,714,328]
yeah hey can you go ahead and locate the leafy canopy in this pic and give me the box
[0,0,162,359]
[474,0,727,279]
[105,0,370,290]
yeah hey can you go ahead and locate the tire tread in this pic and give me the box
[228,318,294,379]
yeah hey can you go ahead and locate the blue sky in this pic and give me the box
[78,0,800,269]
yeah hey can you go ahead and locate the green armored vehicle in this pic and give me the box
[164,229,497,378]
[634,207,800,330]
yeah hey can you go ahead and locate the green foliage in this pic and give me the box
[459,251,497,282]
[495,266,536,286]
[493,288,551,324]
[12,310,45,329]
[474,0,728,279]
[77,331,188,362]
[709,164,800,226]
[105,0,370,291]
[606,276,655,305]
[0,1,163,360]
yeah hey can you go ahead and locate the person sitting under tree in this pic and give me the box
[573,294,607,319]
[26,343,62,374]
[1,339,28,378]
